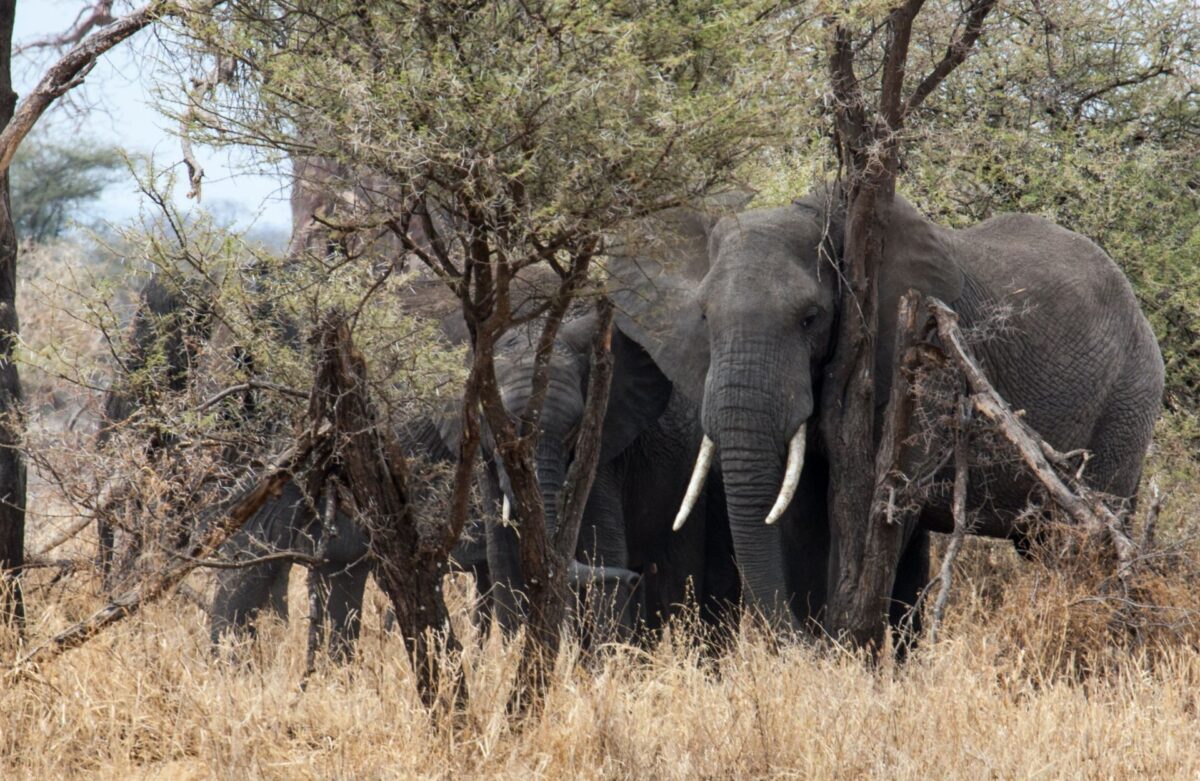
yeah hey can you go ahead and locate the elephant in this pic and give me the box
[609,185,1165,633]
[473,270,740,642]
[208,416,492,662]
[211,265,741,654]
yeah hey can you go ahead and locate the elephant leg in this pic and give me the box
[889,526,930,655]
[210,557,292,647]
[575,462,636,644]
[306,558,371,664]
[209,482,305,651]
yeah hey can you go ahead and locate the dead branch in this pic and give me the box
[307,311,463,708]
[928,298,1139,581]
[929,398,971,643]
[194,380,307,412]
[179,51,236,200]
[14,2,116,54]
[0,0,196,177]
[168,548,327,569]
[6,425,321,677]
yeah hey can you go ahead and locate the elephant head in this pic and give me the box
[610,186,963,627]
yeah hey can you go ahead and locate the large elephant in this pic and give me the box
[610,186,1165,632]
[457,270,740,640]
[480,311,739,643]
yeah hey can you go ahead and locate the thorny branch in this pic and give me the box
[0,1,226,178]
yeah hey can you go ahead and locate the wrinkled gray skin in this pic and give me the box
[476,308,740,641]
[612,187,1164,632]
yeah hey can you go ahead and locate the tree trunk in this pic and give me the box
[309,313,464,709]
[820,1,995,650]
[0,0,24,631]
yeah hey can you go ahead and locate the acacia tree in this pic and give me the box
[177,0,794,693]
[818,0,996,647]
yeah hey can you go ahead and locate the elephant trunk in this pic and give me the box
[715,427,800,629]
[702,332,812,631]
[535,439,569,545]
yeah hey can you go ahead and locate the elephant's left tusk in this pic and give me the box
[501,495,511,525]
[673,436,716,531]
[765,424,806,526]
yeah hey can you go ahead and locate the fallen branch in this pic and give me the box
[929,398,971,643]
[928,298,1139,581]
[7,426,322,676]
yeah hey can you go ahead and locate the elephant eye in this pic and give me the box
[800,308,819,329]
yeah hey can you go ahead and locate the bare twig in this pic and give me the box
[179,52,236,200]
[14,1,116,54]
[194,380,307,412]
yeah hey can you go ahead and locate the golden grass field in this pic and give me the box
[3,419,1200,780]
[4,244,1200,779]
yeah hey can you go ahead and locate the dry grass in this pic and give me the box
[8,241,1200,779]
[4,518,1200,780]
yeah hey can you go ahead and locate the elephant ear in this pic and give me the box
[876,195,964,398]
[606,190,754,405]
[557,314,672,464]
[598,327,674,463]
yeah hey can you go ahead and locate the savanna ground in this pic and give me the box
[3,245,1200,780]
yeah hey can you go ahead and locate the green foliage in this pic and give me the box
[180,1,797,273]
[9,136,123,244]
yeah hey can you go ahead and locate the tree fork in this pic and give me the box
[821,0,996,648]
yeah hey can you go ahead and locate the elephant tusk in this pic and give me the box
[765,423,806,526]
[673,436,716,532]
[501,495,511,525]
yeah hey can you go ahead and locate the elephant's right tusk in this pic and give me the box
[501,495,511,525]
[765,423,806,526]
[673,435,716,532]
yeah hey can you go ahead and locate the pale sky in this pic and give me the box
[13,0,292,235]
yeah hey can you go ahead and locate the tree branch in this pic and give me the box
[905,0,997,116]
[0,3,155,176]
[553,297,614,558]
[14,1,115,54]
[7,426,321,676]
